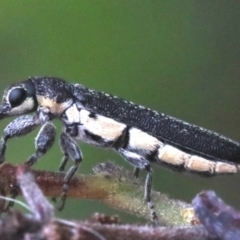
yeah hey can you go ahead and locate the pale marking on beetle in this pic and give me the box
[127,127,163,156]
[37,96,72,114]
[8,97,35,116]
[158,145,187,166]
[65,104,80,123]
[185,156,216,173]
[79,109,126,142]
[215,162,238,174]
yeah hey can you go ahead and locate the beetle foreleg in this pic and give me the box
[0,115,41,163]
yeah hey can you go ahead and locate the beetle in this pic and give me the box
[0,76,240,221]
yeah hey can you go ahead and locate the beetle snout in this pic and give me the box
[0,104,11,119]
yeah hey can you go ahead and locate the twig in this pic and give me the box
[0,164,214,240]
[0,162,191,225]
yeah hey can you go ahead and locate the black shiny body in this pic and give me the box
[73,84,240,163]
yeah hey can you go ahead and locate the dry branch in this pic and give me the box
[0,162,192,226]
[0,164,216,240]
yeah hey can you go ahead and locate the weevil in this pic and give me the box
[0,76,240,222]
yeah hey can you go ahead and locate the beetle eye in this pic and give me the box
[8,88,27,108]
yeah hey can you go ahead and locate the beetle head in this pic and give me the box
[0,79,37,119]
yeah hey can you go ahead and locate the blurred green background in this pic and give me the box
[0,1,240,223]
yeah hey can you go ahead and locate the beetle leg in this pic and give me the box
[58,131,83,210]
[0,115,41,163]
[133,167,140,178]
[118,148,158,222]
[25,122,56,166]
